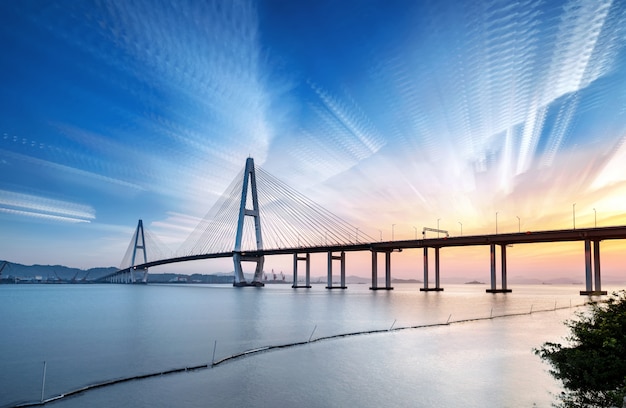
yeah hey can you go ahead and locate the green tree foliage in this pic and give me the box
[536,291,626,407]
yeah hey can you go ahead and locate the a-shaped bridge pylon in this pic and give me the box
[232,157,264,287]
[119,219,148,283]
[115,219,170,283]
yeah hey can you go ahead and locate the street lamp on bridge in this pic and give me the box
[413,226,417,240]
[516,216,520,233]
[573,203,576,229]
[458,221,462,236]
[378,229,382,242]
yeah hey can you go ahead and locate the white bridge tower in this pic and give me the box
[130,219,149,283]
[233,157,265,287]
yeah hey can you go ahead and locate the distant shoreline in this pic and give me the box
[2,260,622,286]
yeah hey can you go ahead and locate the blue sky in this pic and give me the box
[1,0,625,273]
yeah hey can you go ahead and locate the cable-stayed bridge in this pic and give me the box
[101,158,626,295]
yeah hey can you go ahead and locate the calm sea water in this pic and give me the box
[0,282,619,407]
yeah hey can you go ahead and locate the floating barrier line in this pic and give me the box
[6,302,586,408]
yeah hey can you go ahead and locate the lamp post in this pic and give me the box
[378,229,382,242]
[458,221,462,236]
[392,224,396,241]
[516,216,520,233]
[573,203,576,229]
[413,226,417,240]
[437,219,440,238]
[593,208,597,228]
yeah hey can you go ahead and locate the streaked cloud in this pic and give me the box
[0,190,95,223]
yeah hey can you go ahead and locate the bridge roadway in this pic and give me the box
[106,225,626,295]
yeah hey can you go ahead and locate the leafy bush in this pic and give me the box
[536,291,626,407]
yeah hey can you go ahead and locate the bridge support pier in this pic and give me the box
[131,267,149,284]
[292,253,312,288]
[370,250,394,290]
[370,250,378,289]
[420,247,444,292]
[233,253,265,287]
[580,240,607,296]
[326,251,347,289]
[486,244,512,293]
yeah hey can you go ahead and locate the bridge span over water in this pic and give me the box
[100,158,625,296]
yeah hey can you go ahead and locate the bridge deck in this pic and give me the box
[103,226,626,280]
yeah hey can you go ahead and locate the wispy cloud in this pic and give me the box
[0,190,95,223]
[0,147,144,192]
[12,0,277,215]
[266,82,387,187]
[312,83,386,159]
[149,211,203,246]
[338,0,626,212]
[96,0,274,180]
[0,208,90,223]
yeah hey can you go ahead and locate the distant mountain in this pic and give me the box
[305,275,422,284]
[0,260,117,282]
[542,277,584,285]
[0,260,238,284]
[441,276,488,284]
[508,275,583,285]
[346,275,369,284]
[4,260,621,286]
[148,273,233,284]
[391,278,422,283]
[599,275,626,284]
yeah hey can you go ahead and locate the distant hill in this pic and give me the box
[4,261,621,286]
[0,260,235,284]
[0,260,117,282]
[391,278,422,283]
[508,275,583,285]
[147,273,233,284]
[305,275,422,284]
